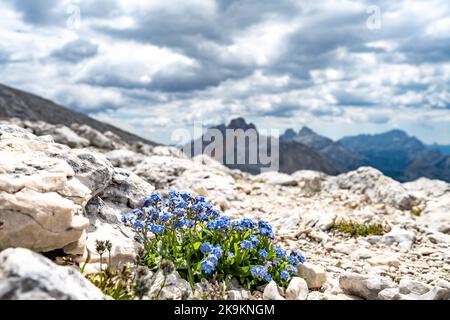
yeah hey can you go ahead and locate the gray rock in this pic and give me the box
[285,277,309,300]
[297,263,327,289]
[99,168,154,208]
[263,281,285,300]
[71,124,115,150]
[339,273,397,300]
[227,289,251,300]
[42,126,90,148]
[253,171,298,186]
[380,227,416,251]
[0,248,107,300]
[291,170,327,195]
[0,124,54,142]
[146,269,193,300]
[335,167,417,210]
[62,149,114,198]
[0,125,91,253]
[105,149,146,168]
[418,195,450,234]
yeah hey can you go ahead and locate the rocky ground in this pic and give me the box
[0,118,449,300]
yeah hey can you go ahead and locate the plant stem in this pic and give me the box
[186,253,195,290]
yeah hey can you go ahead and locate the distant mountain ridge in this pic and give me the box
[0,83,158,146]
[280,126,369,171]
[338,130,450,182]
[428,143,450,156]
[186,117,341,175]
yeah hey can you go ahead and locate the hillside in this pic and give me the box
[0,83,158,146]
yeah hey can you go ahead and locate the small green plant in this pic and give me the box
[84,240,149,300]
[122,191,306,290]
[86,264,135,300]
[331,220,385,237]
[411,208,423,217]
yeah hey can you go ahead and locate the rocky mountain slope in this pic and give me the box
[428,143,450,156]
[280,126,369,171]
[0,83,158,146]
[1,117,449,300]
[187,118,341,175]
[339,130,450,182]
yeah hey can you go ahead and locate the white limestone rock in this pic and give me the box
[0,248,107,300]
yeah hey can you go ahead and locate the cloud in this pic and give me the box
[51,39,98,62]
[0,0,449,144]
[368,113,390,124]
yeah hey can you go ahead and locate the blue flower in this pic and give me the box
[133,220,144,229]
[250,265,269,280]
[176,200,188,208]
[211,244,223,258]
[148,192,163,204]
[207,215,229,230]
[240,218,257,230]
[258,249,268,259]
[132,208,144,217]
[196,196,206,202]
[173,207,186,217]
[240,240,254,250]
[199,242,213,254]
[200,259,216,274]
[289,250,306,264]
[288,255,300,265]
[143,198,152,207]
[250,235,260,247]
[207,254,218,265]
[160,211,172,222]
[185,219,195,228]
[227,252,235,259]
[121,212,135,223]
[280,270,290,281]
[168,191,180,198]
[274,246,287,259]
[180,193,192,201]
[257,220,274,238]
[174,219,187,229]
[192,202,206,214]
[264,273,273,282]
[148,207,159,221]
[286,265,298,275]
[149,224,165,234]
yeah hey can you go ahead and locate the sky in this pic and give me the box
[0,0,449,144]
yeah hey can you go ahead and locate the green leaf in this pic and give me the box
[193,242,202,251]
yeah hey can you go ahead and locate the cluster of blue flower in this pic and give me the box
[122,191,306,286]
[122,191,277,239]
[121,191,222,236]
[250,248,305,283]
[199,242,223,274]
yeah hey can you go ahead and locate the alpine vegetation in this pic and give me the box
[122,191,305,289]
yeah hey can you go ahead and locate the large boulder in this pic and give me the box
[418,195,450,234]
[333,167,418,210]
[0,125,92,253]
[291,170,327,195]
[252,171,298,186]
[82,169,155,270]
[105,149,146,168]
[339,273,396,300]
[0,248,107,300]
[71,124,115,150]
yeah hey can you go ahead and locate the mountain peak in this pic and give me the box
[227,117,257,131]
[280,128,297,141]
[384,129,408,138]
[298,126,316,136]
